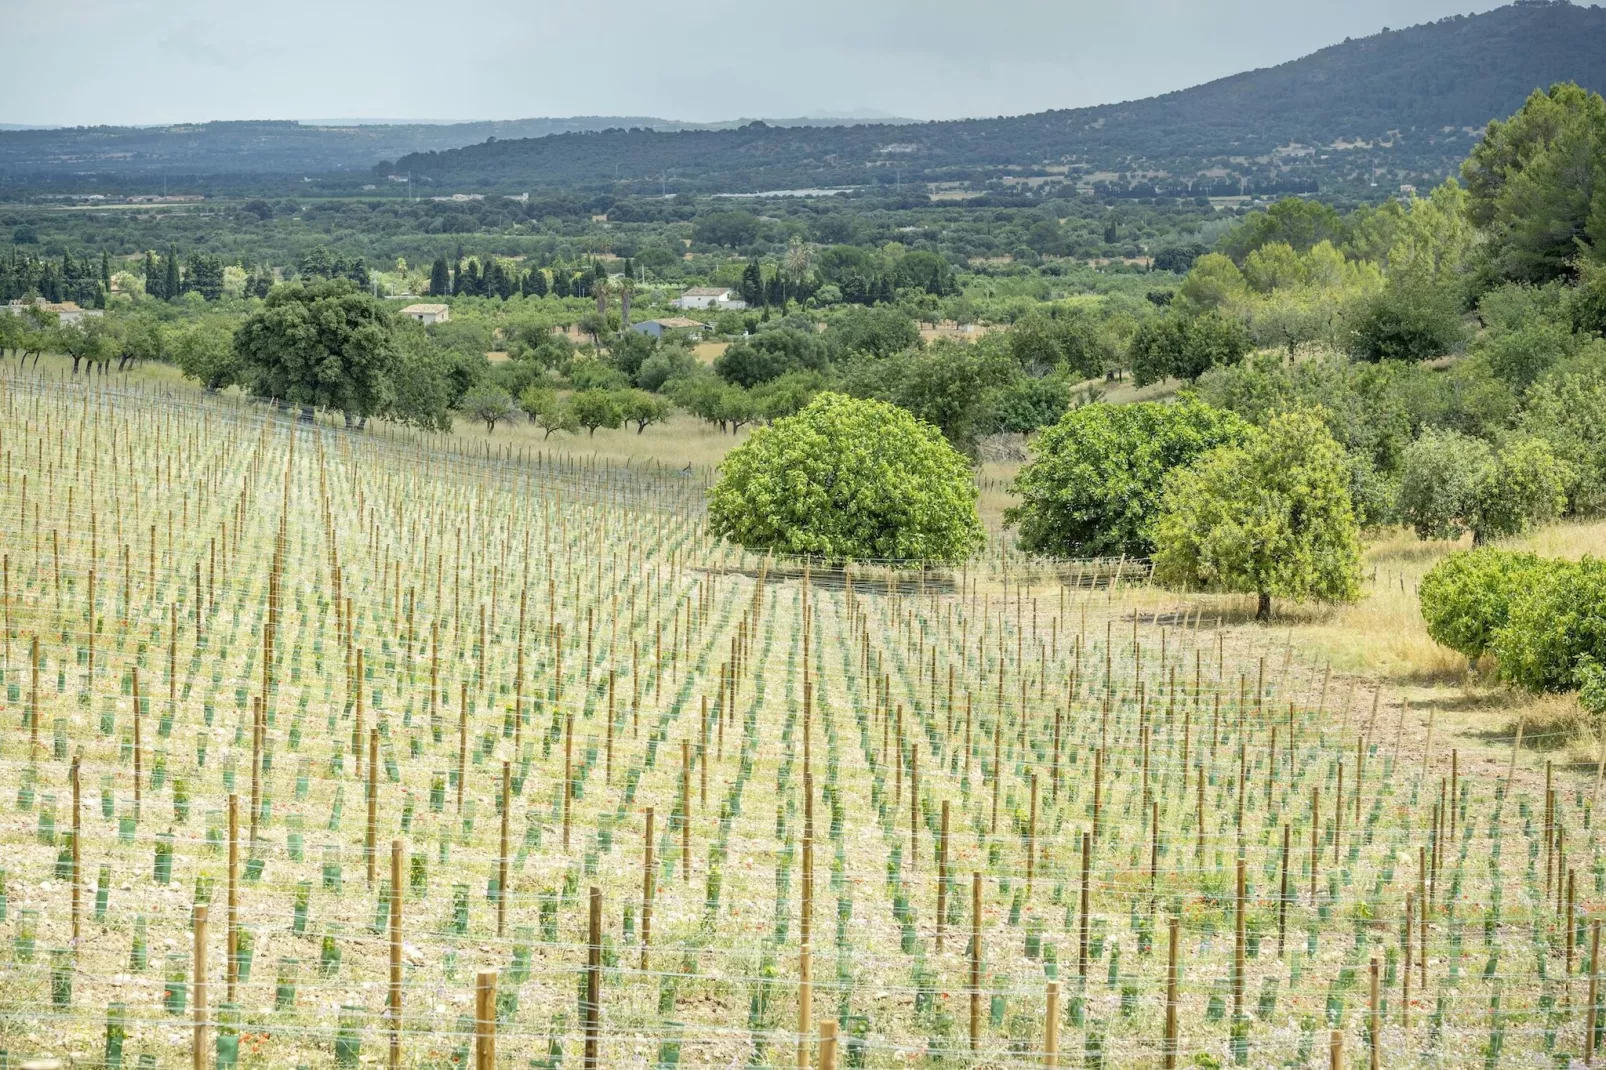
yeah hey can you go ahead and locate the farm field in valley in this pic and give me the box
[0,365,1593,1070]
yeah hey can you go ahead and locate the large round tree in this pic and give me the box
[1006,396,1248,559]
[1151,408,1362,621]
[707,392,984,563]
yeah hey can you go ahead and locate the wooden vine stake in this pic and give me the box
[819,1020,839,1070]
[226,794,239,1003]
[390,840,404,1070]
[474,970,497,1070]
[1369,956,1380,1070]
[641,808,655,970]
[937,801,949,951]
[1163,916,1180,1068]
[1589,919,1602,1066]
[497,760,510,936]
[970,872,983,1051]
[192,904,208,1070]
[70,756,81,942]
[585,886,602,1069]
[366,730,379,887]
[1044,980,1060,1068]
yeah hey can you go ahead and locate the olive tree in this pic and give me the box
[460,384,519,433]
[707,392,984,563]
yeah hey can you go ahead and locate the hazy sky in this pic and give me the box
[9,0,1512,126]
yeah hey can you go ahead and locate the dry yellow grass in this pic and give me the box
[1186,519,1606,777]
[452,409,748,476]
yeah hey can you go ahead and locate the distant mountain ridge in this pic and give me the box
[382,0,1606,197]
[3,1,1605,199]
[0,114,916,181]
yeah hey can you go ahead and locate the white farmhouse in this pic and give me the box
[671,287,746,311]
[399,303,451,325]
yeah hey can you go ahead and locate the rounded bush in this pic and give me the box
[1418,547,1555,663]
[707,392,985,563]
[1493,556,1606,692]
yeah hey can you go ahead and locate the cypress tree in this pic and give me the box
[429,257,450,297]
[163,246,180,301]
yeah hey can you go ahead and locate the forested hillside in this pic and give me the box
[388,0,1606,197]
[0,115,913,187]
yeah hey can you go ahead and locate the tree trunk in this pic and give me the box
[1256,592,1271,622]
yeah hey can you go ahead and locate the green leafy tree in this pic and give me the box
[1129,311,1251,386]
[1463,83,1606,283]
[1217,198,1348,262]
[1007,396,1248,559]
[1492,557,1606,692]
[985,373,1073,434]
[184,253,225,301]
[637,347,700,393]
[1397,428,1493,541]
[840,338,1017,457]
[829,306,921,359]
[171,320,241,393]
[1400,427,1573,543]
[1007,307,1123,379]
[113,315,165,372]
[1520,365,1606,511]
[519,386,579,439]
[617,389,671,433]
[707,392,984,563]
[571,389,623,436]
[232,279,399,423]
[1176,254,1249,315]
[1151,409,1362,621]
[383,323,458,432]
[1419,548,1556,665]
[429,258,451,296]
[1471,435,1571,542]
[750,370,826,422]
[56,318,113,376]
[715,327,831,388]
[692,211,762,248]
[460,384,519,433]
[1347,280,1466,362]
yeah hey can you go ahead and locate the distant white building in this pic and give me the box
[629,316,710,340]
[5,298,104,325]
[672,287,746,311]
[399,303,451,325]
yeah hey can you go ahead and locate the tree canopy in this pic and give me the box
[1007,396,1249,559]
[1151,409,1363,620]
[707,392,984,563]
